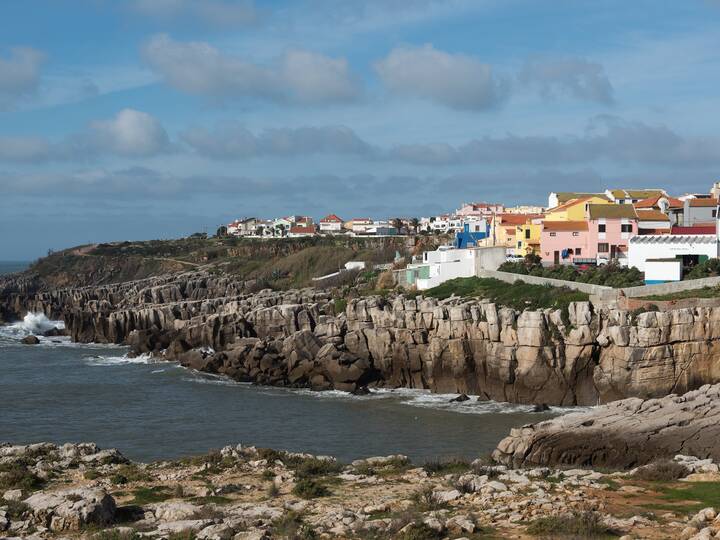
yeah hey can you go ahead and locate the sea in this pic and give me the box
[0,261,567,463]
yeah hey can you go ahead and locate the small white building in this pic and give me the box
[319,214,343,233]
[628,233,718,273]
[405,245,506,290]
[644,259,683,284]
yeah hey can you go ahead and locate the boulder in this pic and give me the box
[23,488,116,531]
[21,335,40,345]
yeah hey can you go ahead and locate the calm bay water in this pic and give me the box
[0,313,566,464]
[0,261,30,275]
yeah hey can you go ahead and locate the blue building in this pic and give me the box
[455,221,488,249]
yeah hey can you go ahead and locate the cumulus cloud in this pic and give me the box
[131,0,258,27]
[0,47,46,108]
[89,109,171,157]
[0,109,171,162]
[142,34,361,104]
[520,57,614,104]
[374,44,509,110]
[181,123,374,159]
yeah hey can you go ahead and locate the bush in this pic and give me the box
[376,270,396,289]
[396,522,443,540]
[292,478,330,499]
[411,486,447,511]
[633,460,690,482]
[526,510,611,537]
[686,258,720,280]
[270,511,317,539]
[1,499,30,519]
[294,457,342,479]
[422,458,471,476]
[0,462,44,491]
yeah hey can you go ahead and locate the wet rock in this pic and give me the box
[21,335,40,345]
[450,393,470,403]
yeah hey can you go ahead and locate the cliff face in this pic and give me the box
[3,270,720,406]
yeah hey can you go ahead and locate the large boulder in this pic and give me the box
[24,488,116,531]
[493,383,720,469]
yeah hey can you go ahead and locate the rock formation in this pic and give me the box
[494,383,720,469]
[4,270,720,405]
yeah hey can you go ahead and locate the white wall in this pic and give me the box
[645,260,682,282]
[628,236,718,272]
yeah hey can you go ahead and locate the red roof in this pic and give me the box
[498,213,544,225]
[633,195,683,209]
[671,225,716,235]
[543,220,588,232]
[289,225,316,234]
[689,198,719,207]
[320,214,343,223]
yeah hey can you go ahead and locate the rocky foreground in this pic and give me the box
[5,270,720,406]
[5,441,720,540]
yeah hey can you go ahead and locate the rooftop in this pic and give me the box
[635,210,670,222]
[587,204,637,220]
[633,194,683,209]
[672,225,716,235]
[543,220,588,232]
[553,192,607,204]
[688,198,719,207]
[609,188,666,199]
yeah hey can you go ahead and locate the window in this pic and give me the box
[621,224,632,233]
[598,243,609,253]
[549,232,556,237]
[517,241,522,248]
[575,248,582,256]
[572,231,579,237]
[598,224,606,233]
[525,229,531,239]
[714,210,718,218]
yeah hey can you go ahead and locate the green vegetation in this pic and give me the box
[352,456,411,477]
[83,469,101,480]
[411,486,448,512]
[422,277,589,313]
[645,481,720,514]
[526,510,614,537]
[291,478,331,499]
[422,457,472,476]
[633,460,689,482]
[641,285,720,302]
[110,464,151,485]
[0,499,30,519]
[0,461,44,491]
[499,255,644,288]
[685,258,720,280]
[129,486,172,505]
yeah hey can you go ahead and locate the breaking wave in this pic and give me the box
[0,312,66,343]
[82,353,155,367]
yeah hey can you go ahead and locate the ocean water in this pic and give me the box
[0,261,30,276]
[0,313,568,463]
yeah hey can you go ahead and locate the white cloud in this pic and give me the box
[142,34,361,104]
[520,57,614,104]
[0,47,46,108]
[89,109,171,157]
[131,0,258,27]
[374,44,509,110]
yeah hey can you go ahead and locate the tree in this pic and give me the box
[392,218,404,234]
[410,217,420,234]
[256,225,265,237]
[275,224,286,237]
[216,225,228,238]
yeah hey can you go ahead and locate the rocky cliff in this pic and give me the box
[3,270,720,406]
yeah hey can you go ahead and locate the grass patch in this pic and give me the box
[641,286,720,302]
[0,499,30,519]
[526,510,615,537]
[422,277,589,313]
[644,481,720,515]
[188,495,232,505]
[110,464,151,485]
[633,460,689,482]
[422,457,472,476]
[292,478,331,499]
[129,486,172,505]
[396,521,444,540]
[353,456,411,477]
[411,486,448,511]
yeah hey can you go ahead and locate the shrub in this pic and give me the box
[526,510,611,537]
[422,458,471,476]
[292,479,330,499]
[294,458,342,479]
[633,460,690,482]
[1,499,30,519]
[0,462,44,491]
[411,486,447,511]
[396,521,443,540]
[376,270,396,290]
[83,469,101,480]
[270,511,317,539]
[266,483,280,499]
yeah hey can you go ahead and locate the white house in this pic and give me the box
[405,245,506,290]
[628,232,718,274]
[271,217,293,237]
[319,214,343,233]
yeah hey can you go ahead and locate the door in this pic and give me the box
[554,251,560,265]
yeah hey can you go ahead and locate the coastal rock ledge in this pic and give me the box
[494,383,720,469]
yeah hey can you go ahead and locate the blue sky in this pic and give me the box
[1,0,720,259]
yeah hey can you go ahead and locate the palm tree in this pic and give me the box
[410,217,420,234]
[392,218,404,235]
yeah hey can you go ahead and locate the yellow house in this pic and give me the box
[544,196,610,222]
[515,218,543,256]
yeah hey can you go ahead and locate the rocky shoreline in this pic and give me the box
[4,270,720,406]
[4,440,720,540]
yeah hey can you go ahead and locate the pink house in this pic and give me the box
[585,204,638,264]
[540,221,589,265]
